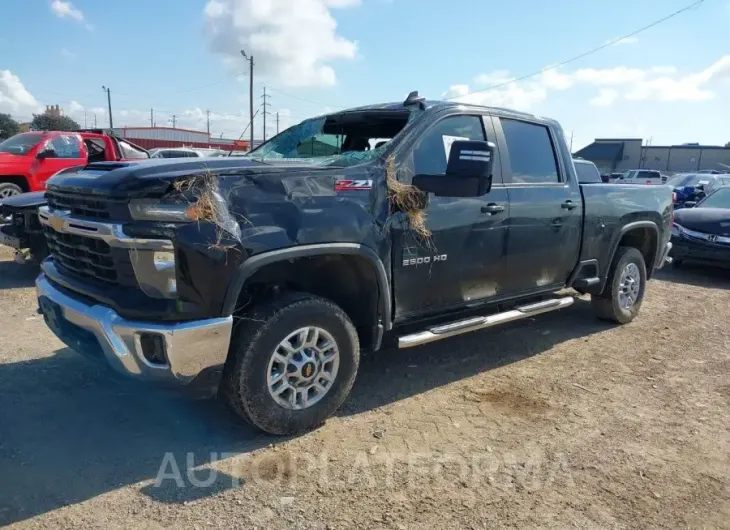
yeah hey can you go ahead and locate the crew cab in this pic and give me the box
[34,94,673,435]
[0,130,149,262]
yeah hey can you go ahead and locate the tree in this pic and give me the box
[30,113,80,132]
[0,113,20,140]
[725,142,730,148]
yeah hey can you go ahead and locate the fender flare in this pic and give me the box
[222,243,392,330]
[600,220,660,290]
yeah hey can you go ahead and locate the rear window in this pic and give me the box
[118,140,149,159]
[574,161,602,183]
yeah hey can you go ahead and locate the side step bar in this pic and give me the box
[398,296,574,349]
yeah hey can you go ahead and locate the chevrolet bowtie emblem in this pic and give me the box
[49,215,66,232]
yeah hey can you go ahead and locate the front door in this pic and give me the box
[492,116,582,296]
[30,133,87,189]
[392,113,510,322]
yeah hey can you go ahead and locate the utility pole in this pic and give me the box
[94,113,97,128]
[261,86,271,141]
[84,109,88,128]
[570,130,574,152]
[170,115,177,128]
[276,112,280,135]
[206,109,211,137]
[241,49,254,150]
[101,86,113,128]
[150,108,154,127]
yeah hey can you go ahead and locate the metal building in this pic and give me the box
[574,138,730,175]
[108,126,250,152]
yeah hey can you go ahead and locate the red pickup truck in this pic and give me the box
[0,130,149,198]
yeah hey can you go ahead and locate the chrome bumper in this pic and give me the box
[36,274,233,386]
[658,241,673,268]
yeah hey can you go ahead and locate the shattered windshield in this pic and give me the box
[249,109,413,165]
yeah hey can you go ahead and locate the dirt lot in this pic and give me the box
[1,246,729,529]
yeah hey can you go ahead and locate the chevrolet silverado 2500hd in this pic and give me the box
[35,94,674,435]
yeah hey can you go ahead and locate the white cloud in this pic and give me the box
[590,89,619,107]
[61,48,77,59]
[203,0,359,87]
[451,55,730,111]
[50,0,84,22]
[0,71,40,115]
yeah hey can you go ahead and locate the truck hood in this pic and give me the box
[0,190,46,210]
[674,207,730,236]
[46,157,350,198]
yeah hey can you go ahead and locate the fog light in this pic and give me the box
[140,333,167,365]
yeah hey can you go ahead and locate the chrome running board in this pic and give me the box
[398,296,574,348]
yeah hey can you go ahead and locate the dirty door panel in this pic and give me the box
[493,117,582,295]
[392,113,509,321]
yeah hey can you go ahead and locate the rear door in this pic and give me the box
[492,116,582,296]
[391,112,510,321]
[29,133,87,188]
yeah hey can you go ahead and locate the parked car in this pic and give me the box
[669,173,730,209]
[34,94,673,435]
[610,169,664,184]
[573,159,603,184]
[149,147,225,159]
[0,130,149,196]
[671,186,730,268]
[0,130,149,263]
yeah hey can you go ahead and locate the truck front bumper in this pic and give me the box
[36,274,233,395]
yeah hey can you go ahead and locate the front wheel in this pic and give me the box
[222,292,360,435]
[592,246,647,324]
[0,182,23,199]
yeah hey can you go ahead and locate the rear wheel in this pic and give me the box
[0,183,23,199]
[222,292,360,435]
[592,247,647,324]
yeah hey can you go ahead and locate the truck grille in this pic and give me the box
[46,191,116,220]
[42,225,136,286]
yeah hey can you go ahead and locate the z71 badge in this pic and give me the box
[334,179,373,191]
[403,254,447,267]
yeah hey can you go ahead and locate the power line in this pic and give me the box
[263,84,346,109]
[445,0,704,100]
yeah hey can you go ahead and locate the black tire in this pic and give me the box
[222,292,360,435]
[592,246,647,324]
[0,182,24,199]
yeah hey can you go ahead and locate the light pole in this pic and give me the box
[240,49,254,151]
[101,86,113,128]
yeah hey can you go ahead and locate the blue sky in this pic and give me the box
[1,0,729,148]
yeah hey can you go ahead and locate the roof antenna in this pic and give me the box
[403,90,426,110]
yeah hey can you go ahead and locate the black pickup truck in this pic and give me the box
[35,93,673,435]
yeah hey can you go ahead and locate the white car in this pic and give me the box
[149,148,215,159]
[610,169,665,184]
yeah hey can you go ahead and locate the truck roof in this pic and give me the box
[314,100,539,121]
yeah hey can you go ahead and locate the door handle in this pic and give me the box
[481,203,505,215]
[561,200,578,210]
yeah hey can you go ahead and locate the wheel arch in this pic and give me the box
[222,243,392,350]
[0,175,31,194]
[599,220,659,293]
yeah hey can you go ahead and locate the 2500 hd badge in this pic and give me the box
[403,254,448,266]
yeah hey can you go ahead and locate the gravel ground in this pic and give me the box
[1,246,729,529]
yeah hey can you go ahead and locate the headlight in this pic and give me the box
[672,223,684,237]
[129,200,196,222]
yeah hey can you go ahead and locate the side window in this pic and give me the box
[48,134,83,159]
[413,115,485,175]
[500,118,559,184]
[574,162,601,183]
[118,140,150,159]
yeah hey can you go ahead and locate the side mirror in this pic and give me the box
[36,148,55,160]
[684,201,697,208]
[412,140,494,198]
